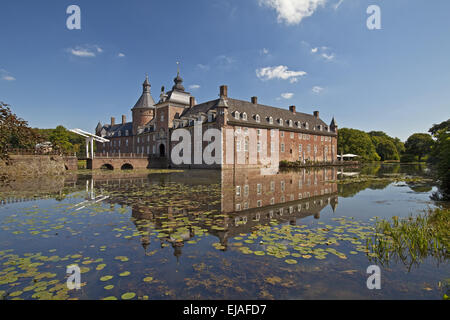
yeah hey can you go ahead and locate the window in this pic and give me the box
[242,112,247,121]
[236,140,241,152]
[244,138,249,152]
[299,144,302,154]
[257,200,262,208]
[137,137,140,143]
[290,132,294,139]
[235,111,240,120]
[270,130,275,137]
[161,114,164,122]
[288,120,293,127]
[281,181,285,192]
[255,114,260,122]
[270,198,275,205]
[257,129,261,136]
[305,122,309,130]
[236,204,241,211]
[281,131,284,137]
[244,185,249,196]
[236,186,241,196]
[257,184,262,195]
[270,181,275,191]
[281,143,285,152]
[269,116,273,124]
[236,127,241,134]
[279,118,283,126]
[257,142,261,153]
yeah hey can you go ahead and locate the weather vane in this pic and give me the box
[176,61,180,75]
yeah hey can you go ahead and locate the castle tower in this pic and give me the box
[132,75,156,135]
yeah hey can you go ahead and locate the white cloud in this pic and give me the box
[256,65,307,82]
[308,44,336,62]
[312,86,324,93]
[118,53,126,58]
[67,45,103,58]
[0,69,16,81]
[321,53,335,61]
[334,0,344,10]
[197,64,210,71]
[281,92,294,99]
[189,84,201,90]
[259,0,327,25]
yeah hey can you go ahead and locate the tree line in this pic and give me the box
[1,102,85,159]
[337,120,449,200]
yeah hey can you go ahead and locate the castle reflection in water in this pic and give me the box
[0,168,338,260]
[77,167,338,259]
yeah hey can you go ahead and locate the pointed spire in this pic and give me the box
[143,73,151,93]
[172,64,185,92]
[330,117,337,127]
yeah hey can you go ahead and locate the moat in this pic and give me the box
[0,164,448,300]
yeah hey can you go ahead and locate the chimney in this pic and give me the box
[111,117,116,126]
[220,85,228,98]
[251,96,258,104]
[190,96,195,108]
[122,115,126,124]
[289,105,296,114]
[314,111,319,118]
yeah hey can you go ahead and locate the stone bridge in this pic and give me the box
[86,154,150,171]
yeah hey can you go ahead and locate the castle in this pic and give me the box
[95,73,338,168]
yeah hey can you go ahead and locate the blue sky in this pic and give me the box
[1,0,449,141]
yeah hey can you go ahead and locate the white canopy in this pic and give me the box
[337,154,359,158]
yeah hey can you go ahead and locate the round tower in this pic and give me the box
[132,75,156,135]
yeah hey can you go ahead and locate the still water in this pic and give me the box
[0,164,448,300]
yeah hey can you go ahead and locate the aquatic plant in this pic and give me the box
[367,208,449,270]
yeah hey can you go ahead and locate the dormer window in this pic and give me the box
[279,118,283,126]
[288,120,293,127]
[235,111,240,120]
[125,130,129,136]
[255,114,260,123]
[269,116,273,124]
[297,122,301,128]
[305,122,309,130]
[242,112,247,121]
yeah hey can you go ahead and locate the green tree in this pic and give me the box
[369,131,404,160]
[404,133,434,162]
[338,128,380,161]
[429,119,450,200]
[371,136,399,161]
[0,102,41,159]
[49,125,73,153]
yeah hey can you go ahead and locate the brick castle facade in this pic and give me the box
[96,73,338,168]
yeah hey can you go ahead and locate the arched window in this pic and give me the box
[235,111,240,120]
[288,120,293,127]
[269,116,273,124]
[242,112,247,121]
[305,122,309,130]
[255,114,260,122]
[279,118,283,126]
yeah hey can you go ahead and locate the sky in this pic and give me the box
[1,0,449,141]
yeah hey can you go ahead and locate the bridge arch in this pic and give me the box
[100,163,114,170]
[121,163,134,171]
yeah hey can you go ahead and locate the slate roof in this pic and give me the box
[178,97,336,135]
[100,122,133,138]
[132,76,156,110]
